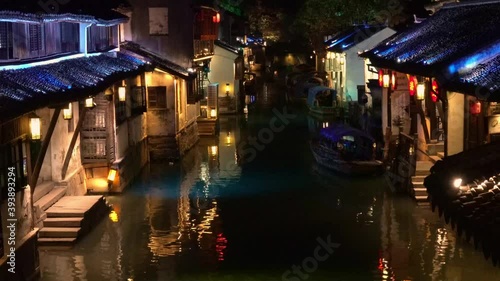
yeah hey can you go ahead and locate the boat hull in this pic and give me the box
[310,141,384,176]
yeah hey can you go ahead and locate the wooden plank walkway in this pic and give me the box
[45,196,103,217]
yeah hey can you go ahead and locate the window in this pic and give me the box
[148,86,167,109]
[131,86,147,115]
[115,96,127,125]
[0,22,13,60]
[87,25,118,52]
[29,24,43,56]
[60,22,79,53]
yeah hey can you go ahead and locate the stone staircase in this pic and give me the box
[33,181,67,228]
[411,161,433,205]
[197,118,217,136]
[38,196,111,247]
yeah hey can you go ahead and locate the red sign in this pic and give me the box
[431,79,439,102]
[378,69,384,87]
[408,76,417,96]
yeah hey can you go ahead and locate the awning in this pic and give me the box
[0,52,147,121]
[120,41,195,80]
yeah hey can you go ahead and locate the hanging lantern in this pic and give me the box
[212,12,220,23]
[107,168,117,183]
[408,76,417,96]
[29,113,41,140]
[471,100,481,115]
[431,79,439,102]
[63,103,73,120]
[378,69,384,87]
[383,74,390,88]
[210,109,217,118]
[416,83,425,100]
[118,86,126,102]
[85,97,95,108]
[391,72,397,90]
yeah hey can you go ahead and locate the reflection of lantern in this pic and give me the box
[416,83,425,100]
[378,69,384,87]
[408,76,417,96]
[118,86,126,102]
[63,103,73,120]
[29,114,41,140]
[471,100,481,115]
[391,73,397,90]
[210,146,218,156]
[383,74,390,88]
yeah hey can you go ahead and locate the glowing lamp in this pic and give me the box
[322,122,329,128]
[408,76,417,96]
[107,168,117,183]
[210,109,217,118]
[63,103,73,120]
[471,100,481,115]
[118,86,126,102]
[416,83,425,101]
[29,114,41,140]
[109,210,119,223]
[383,74,390,88]
[339,56,345,65]
[378,70,384,87]
[225,132,232,146]
[212,13,220,23]
[453,178,462,188]
[210,146,218,156]
[225,83,230,96]
[409,145,414,156]
[391,73,397,90]
[85,97,95,108]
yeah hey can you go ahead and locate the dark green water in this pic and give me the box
[39,80,500,281]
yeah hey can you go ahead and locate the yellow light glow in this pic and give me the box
[225,133,232,146]
[416,83,425,100]
[383,74,390,88]
[225,83,230,93]
[118,86,126,102]
[210,146,218,156]
[30,116,41,140]
[85,97,95,108]
[109,210,119,222]
[63,103,72,120]
[453,178,462,188]
[107,169,117,182]
[210,109,217,118]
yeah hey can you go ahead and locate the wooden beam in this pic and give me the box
[29,108,61,194]
[417,100,431,143]
[61,107,88,180]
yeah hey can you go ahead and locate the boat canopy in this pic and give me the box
[320,124,374,142]
[307,86,337,106]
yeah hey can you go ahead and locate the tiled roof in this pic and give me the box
[120,41,194,79]
[0,10,127,26]
[0,53,146,121]
[215,40,239,54]
[361,1,500,77]
[325,24,387,53]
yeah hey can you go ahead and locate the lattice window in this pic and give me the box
[148,86,167,108]
[81,137,107,160]
[0,22,12,60]
[29,24,43,53]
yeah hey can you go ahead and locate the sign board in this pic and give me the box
[488,115,500,135]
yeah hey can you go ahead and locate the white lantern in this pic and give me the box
[416,83,425,100]
[29,114,41,140]
[210,109,217,118]
[63,103,73,120]
[85,97,95,108]
[118,86,126,102]
[383,74,390,88]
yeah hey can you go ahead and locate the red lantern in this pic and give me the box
[391,72,397,90]
[430,79,439,102]
[378,69,384,87]
[408,76,417,96]
[471,101,481,115]
[212,12,220,23]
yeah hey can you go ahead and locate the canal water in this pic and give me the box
[39,77,500,281]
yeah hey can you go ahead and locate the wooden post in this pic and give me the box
[29,108,61,194]
[61,107,87,179]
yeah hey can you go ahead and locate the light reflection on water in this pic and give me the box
[38,114,500,281]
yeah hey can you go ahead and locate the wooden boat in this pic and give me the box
[307,85,340,116]
[310,124,384,175]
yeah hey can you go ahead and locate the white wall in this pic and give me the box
[209,45,239,99]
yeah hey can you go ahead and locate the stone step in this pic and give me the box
[429,155,441,164]
[38,237,77,247]
[427,142,444,154]
[415,195,429,202]
[415,169,431,176]
[43,217,83,228]
[437,152,445,159]
[414,187,428,196]
[33,181,55,203]
[411,175,427,181]
[39,227,80,238]
[35,187,67,212]
[46,196,104,217]
[412,181,425,188]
